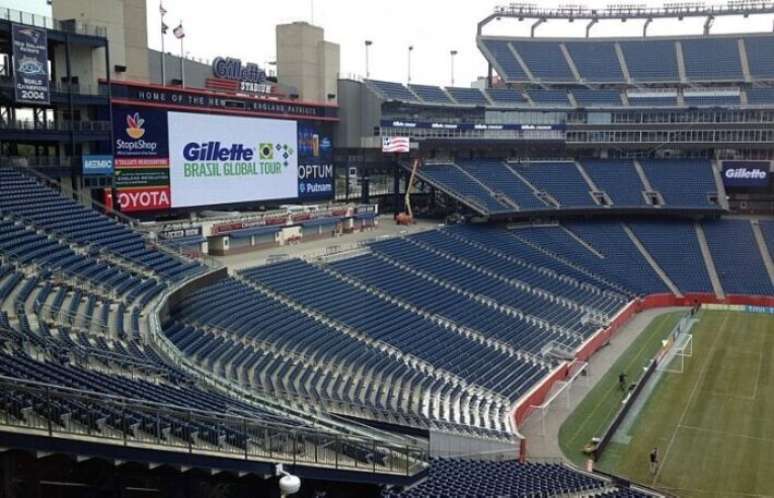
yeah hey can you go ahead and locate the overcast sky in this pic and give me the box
[7,0,774,87]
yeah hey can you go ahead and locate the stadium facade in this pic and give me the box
[0,1,772,497]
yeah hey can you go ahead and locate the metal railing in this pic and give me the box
[0,376,428,476]
[0,7,107,38]
[0,77,108,97]
[0,119,111,132]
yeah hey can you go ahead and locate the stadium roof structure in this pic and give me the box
[479,1,774,37]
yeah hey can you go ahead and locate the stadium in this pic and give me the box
[0,0,773,496]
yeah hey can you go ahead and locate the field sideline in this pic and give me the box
[562,310,774,497]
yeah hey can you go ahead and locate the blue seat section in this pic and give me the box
[457,160,547,210]
[526,89,571,106]
[681,37,743,81]
[408,84,453,104]
[565,41,624,82]
[382,458,610,498]
[366,80,418,102]
[330,254,563,356]
[366,237,595,338]
[745,35,774,79]
[571,89,622,107]
[0,168,203,281]
[761,221,774,262]
[485,87,527,105]
[619,40,679,82]
[629,221,712,294]
[639,159,717,208]
[167,277,478,429]
[241,259,542,400]
[445,224,627,296]
[703,220,774,296]
[0,219,160,305]
[408,230,627,318]
[0,347,289,433]
[418,163,511,214]
[507,226,634,296]
[480,39,530,81]
[513,162,596,208]
[563,221,669,295]
[581,160,647,207]
[511,41,575,82]
[446,87,489,106]
[684,94,740,107]
[745,88,774,105]
[627,95,678,107]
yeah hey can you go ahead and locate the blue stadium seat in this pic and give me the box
[408,84,454,104]
[619,39,679,82]
[681,37,743,81]
[480,39,530,82]
[485,88,528,105]
[446,87,489,106]
[565,41,624,82]
[745,35,774,79]
[367,80,419,102]
[629,220,713,294]
[581,160,647,207]
[513,162,596,208]
[639,159,718,209]
[703,220,774,296]
[511,41,576,82]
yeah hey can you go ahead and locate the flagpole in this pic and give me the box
[180,23,185,88]
[160,3,166,85]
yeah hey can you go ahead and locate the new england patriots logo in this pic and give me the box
[16,28,41,44]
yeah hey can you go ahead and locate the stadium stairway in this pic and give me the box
[751,219,774,285]
[316,261,535,366]
[365,242,584,345]
[694,223,726,299]
[621,225,682,296]
[402,233,617,326]
[572,161,604,201]
[501,229,632,298]
[454,163,521,210]
[631,160,658,197]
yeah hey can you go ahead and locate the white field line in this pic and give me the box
[652,313,731,486]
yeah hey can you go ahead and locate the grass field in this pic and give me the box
[558,311,682,467]
[562,310,774,498]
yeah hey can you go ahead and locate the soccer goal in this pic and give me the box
[526,360,589,436]
[656,315,695,374]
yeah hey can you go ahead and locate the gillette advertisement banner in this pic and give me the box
[11,23,49,105]
[721,161,771,189]
[167,112,298,208]
[113,107,332,212]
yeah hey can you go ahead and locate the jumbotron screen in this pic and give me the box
[112,108,333,212]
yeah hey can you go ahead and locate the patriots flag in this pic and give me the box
[382,136,410,153]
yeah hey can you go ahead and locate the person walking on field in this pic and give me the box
[649,447,659,475]
[619,372,627,392]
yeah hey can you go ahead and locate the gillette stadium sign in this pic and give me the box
[212,57,271,94]
[722,161,770,188]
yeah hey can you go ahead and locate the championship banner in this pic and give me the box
[12,23,50,105]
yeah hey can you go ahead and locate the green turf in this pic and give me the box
[558,311,683,467]
[595,310,774,497]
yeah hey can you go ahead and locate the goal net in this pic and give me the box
[656,315,695,374]
[525,360,589,436]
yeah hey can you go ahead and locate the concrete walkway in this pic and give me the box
[214,219,439,272]
[520,307,686,460]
